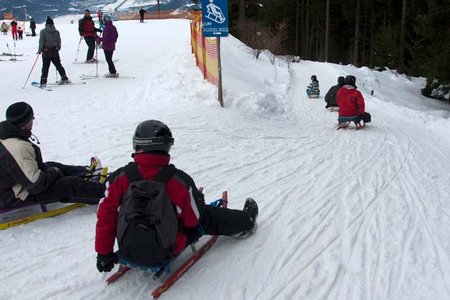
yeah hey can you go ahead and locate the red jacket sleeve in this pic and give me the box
[95,174,128,255]
[166,180,201,228]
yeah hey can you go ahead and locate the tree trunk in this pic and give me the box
[370,8,375,66]
[399,0,407,72]
[353,0,361,66]
[295,0,300,55]
[325,0,330,61]
[239,0,245,24]
[304,0,310,58]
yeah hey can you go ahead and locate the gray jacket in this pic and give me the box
[38,25,61,53]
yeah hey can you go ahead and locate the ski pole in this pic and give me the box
[95,42,99,77]
[13,42,16,60]
[6,43,13,60]
[74,36,82,62]
[22,53,40,89]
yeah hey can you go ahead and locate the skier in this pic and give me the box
[1,21,7,35]
[0,102,106,210]
[38,17,70,87]
[30,17,36,36]
[139,7,146,23]
[78,9,103,63]
[97,10,104,30]
[17,25,23,40]
[96,14,118,78]
[324,76,345,109]
[10,19,18,40]
[306,75,320,98]
[95,120,258,272]
[336,75,370,127]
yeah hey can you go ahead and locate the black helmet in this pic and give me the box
[133,120,174,153]
[344,75,356,86]
[311,75,317,81]
[337,76,345,86]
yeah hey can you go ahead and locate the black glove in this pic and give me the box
[96,253,118,272]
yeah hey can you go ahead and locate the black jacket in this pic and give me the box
[0,121,60,208]
[325,84,341,108]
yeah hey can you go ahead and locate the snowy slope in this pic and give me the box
[1,17,450,300]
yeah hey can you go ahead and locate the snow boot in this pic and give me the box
[104,73,119,78]
[232,198,258,240]
[59,76,70,84]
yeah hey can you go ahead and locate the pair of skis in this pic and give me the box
[105,191,228,299]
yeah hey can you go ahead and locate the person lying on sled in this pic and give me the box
[0,102,106,210]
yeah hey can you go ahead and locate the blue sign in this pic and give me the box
[201,0,229,37]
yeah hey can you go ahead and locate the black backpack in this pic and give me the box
[116,162,178,267]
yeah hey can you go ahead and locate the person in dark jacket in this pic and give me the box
[78,9,103,63]
[139,8,146,23]
[95,120,258,272]
[325,76,345,109]
[96,15,118,77]
[0,102,106,210]
[38,17,70,87]
[30,17,37,36]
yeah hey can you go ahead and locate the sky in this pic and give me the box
[1,16,450,300]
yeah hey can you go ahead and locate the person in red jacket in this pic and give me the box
[336,75,366,127]
[78,9,102,63]
[95,120,259,272]
[10,19,18,40]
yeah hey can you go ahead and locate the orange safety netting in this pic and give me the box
[190,12,219,87]
[3,12,13,20]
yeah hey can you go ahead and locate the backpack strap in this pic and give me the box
[124,162,143,182]
[124,162,177,184]
[154,164,177,183]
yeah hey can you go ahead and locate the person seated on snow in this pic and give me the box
[325,76,345,109]
[95,120,259,272]
[0,102,106,210]
[306,75,320,97]
[336,75,370,125]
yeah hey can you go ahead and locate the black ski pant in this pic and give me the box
[31,28,36,36]
[140,15,144,22]
[40,55,67,85]
[84,36,96,61]
[104,50,116,74]
[24,162,105,206]
[184,205,253,245]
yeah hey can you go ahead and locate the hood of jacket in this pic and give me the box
[0,121,31,140]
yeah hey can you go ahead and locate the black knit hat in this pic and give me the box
[46,17,54,25]
[6,102,34,127]
[344,75,357,87]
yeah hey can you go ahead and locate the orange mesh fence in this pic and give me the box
[116,10,193,21]
[190,12,219,87]
[4,12,13,20]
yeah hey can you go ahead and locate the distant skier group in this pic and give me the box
[35,9,119,88]
[306,74,371,129]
